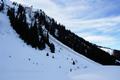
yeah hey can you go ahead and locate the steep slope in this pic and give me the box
[0,12,98,80]
[2,0,117,65]
[0,0,120,80]
[99,46,120,62]
[0,12,120,80]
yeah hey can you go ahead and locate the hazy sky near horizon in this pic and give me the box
[10,0,120,50]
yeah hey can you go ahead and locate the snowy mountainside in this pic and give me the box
[99,47,114,55]
[0,9,120,80]
[1,0,118,65]
[0,0,120,80]
[99,46,120,61]
[0,12,120,80]
[0,12,97,80]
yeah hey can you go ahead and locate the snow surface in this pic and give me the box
[0,12,96,80]
[0,3,120,80]
[100,47,113,55]
[69,66,120,80]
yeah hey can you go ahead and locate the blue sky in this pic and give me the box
[11,0,120,50]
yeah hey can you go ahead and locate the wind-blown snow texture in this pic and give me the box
[0,0,120,80]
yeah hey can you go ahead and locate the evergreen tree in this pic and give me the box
[30,21,39,48]
[72,61,75,65]
[39,36,46,50]
[0,0,4,11]
[50,43,55,53]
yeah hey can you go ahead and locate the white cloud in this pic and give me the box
[76,32,117,47]
[65,16,120,33]
[85,35,116,43]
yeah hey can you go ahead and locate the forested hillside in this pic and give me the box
[0,0,119,65]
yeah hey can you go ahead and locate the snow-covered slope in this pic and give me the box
[100,47,113,55]
[0,10,120,80]
[0,0,120,79]
[69,66,120,80]
[0,12,97,80]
